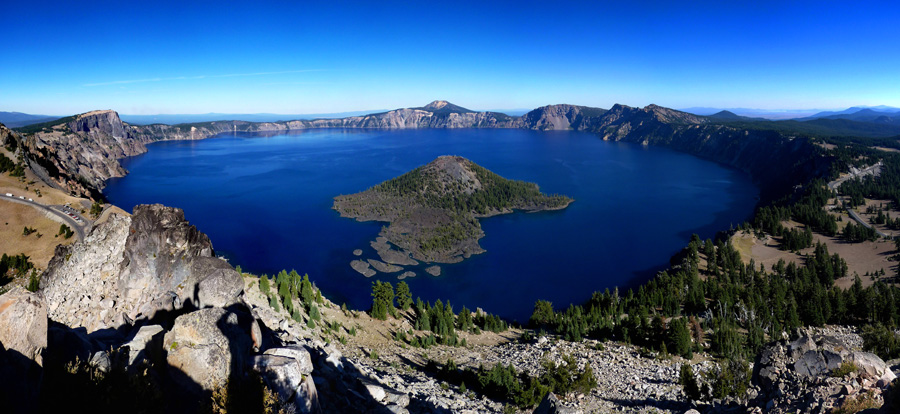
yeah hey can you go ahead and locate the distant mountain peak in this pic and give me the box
[706,110,748,121]
[424,100,451,110]
[640,104,705,124]
[419,101,473,114]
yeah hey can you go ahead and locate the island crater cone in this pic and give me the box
[333,155,573,266]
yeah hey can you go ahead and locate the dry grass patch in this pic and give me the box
[0,171,88,207]
[730,228,897,289]
[0,201,75,268]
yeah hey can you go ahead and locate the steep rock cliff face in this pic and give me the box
[41,204,242,333]
[588,104,826,200]
[0,287,47,413]
[130,101,519,141]
[517,103,825,199]
[15,110,149,198]
[520,104,606,130]
[0,123,17,147]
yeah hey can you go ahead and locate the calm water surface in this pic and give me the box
[105,129,758,322]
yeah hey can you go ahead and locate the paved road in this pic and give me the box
[845,206,890,238]
[0,194,89,241]
[827,161,883,191]
[826,161,890,239]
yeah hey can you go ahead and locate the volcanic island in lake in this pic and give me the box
[333,155,573,277]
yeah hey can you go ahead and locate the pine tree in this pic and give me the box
[670,318,693,359]
[529,300,554,327]
[370,281,395,320]
[300,273,314,307]
[396,281,413,311]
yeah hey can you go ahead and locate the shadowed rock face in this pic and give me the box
[163,307,254,391]
[41,204,242,333]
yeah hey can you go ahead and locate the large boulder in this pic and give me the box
[252,346,319,413]
[0,287,47,413]
[794,349,843,378]
[848,351,897,382]
[42,205,243,334]
[193,259,244,309]
[0,287,47,366]
[163,307,254,391]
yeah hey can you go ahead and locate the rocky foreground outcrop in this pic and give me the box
[1,202,898,413]
[0,288,47,414]
[0,287,47,366]
[753,328,897,413]
[41,204,242,333]
[0,203,429,413]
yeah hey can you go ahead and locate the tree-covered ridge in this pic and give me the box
[521,136,900,401]
[372,156,572,215]
[11,115,77,135]
[334,156,572,263]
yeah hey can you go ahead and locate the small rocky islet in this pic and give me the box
[334,155,573,278]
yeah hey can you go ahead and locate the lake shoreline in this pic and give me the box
[105,128,759,321]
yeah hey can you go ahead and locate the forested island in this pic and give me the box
[333,156,572,266]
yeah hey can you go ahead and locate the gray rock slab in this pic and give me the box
[368,259,403,273]
[350,260,376,277]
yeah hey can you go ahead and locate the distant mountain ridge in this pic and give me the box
[802,108,900,124]
[0,111,59,128]
[800,105,900,120]
[682,105,900,121]
[1,100,831,202]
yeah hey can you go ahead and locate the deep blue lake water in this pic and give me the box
[105,129,758,322]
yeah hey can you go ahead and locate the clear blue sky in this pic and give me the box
[2,1,899,115]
